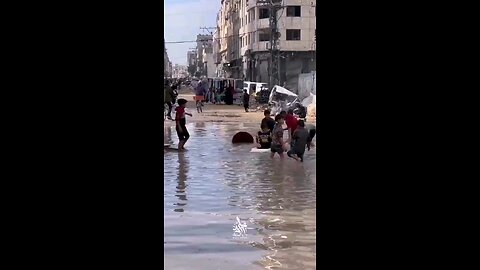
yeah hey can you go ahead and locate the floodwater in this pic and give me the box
[164,122,316,270]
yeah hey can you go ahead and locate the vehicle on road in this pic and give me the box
[243,81,268,95]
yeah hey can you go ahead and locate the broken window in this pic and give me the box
[286,29,301,41]
[286,6,301,17]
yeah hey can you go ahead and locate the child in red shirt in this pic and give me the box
[285,109,298,142]
[175,99,192,150]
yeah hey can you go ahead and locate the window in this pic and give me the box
[259,8,269,19]
[286,29,301,40]
[259,31,270,42]
[286,6,301,17]
[251,9,255,21]
[314,29,316,41]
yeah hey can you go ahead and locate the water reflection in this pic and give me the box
[193,122,207,137]
[164,122,316,270]
[174,152,188,213]
[164,125,173,145]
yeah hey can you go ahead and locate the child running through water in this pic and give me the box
[175,98,192,151]
[270,114,288,159]
[287,120,310,162]
[256,124,272,149]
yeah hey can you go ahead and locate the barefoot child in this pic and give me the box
[175,98,192,150]
[287,120,310,162]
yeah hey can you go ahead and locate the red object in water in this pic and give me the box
[232,132,254,144]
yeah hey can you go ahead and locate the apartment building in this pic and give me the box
[214,0,242,79]
[164,39,173,78]
[215,0,316,88]
[195,34,213,76]
[187,50,196,76]
[202,45,216,78]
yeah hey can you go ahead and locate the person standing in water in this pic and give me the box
[260,109,276,133]
[287,120,310,162]
[270,114,287,159]
[256,124,272,149]
[175,98,192,151]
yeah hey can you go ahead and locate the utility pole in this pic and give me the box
[258,0,283,88]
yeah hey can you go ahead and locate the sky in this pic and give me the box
[164,0,220,66]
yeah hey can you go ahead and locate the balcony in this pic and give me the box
[256,18,269,29]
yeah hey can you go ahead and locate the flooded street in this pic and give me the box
[164,122,316,269]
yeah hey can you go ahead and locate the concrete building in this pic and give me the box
[213,28,223,77]
[187,50,197,76]
[164,39,174,78]
[202,45,216,78]
[195,34,213,76]
[172,64,189,79]
[214,0,316,88]
[214,0,242,79]
[164,39,169,78]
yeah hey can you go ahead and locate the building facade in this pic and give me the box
[187,50,197,76]
[172,64,189,79]
[214,0,316,89]
[202,45,216,78]
[195,34,212,76]
[164,39,174,78]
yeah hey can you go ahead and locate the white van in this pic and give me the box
[243,81,268,95]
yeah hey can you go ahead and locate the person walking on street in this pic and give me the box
[195,80,206,113]
[164,80,175,120]
[243,89,250,112]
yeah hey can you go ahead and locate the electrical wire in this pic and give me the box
[165,28,265,44]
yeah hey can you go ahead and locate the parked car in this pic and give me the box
[243,81,268,95]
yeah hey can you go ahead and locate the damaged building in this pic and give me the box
[214,0,316,89]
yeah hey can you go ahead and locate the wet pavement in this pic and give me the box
[164,122,316,270]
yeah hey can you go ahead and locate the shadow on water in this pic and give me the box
[164,122,316,270]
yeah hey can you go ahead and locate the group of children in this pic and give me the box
[256,109,315,162]
[170,98,316,157]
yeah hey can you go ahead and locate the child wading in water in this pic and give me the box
[256,124,272,149]
[270,114,288,159]
[175,98,192,151]
[287,120,310,162]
